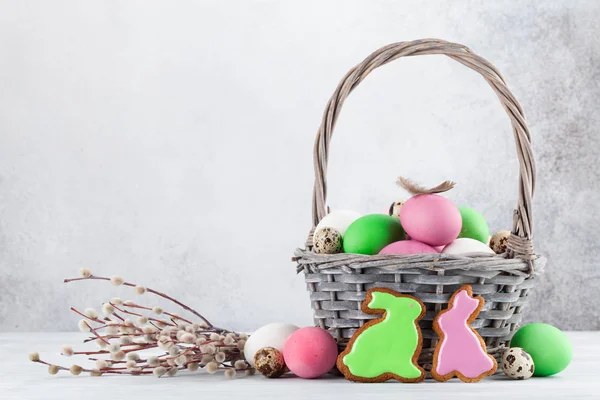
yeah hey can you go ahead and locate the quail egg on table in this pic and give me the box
[501,347,535,380]
[254,347,287,378]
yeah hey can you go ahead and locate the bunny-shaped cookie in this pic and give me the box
[337,288,426,383]
[431,285,497,382]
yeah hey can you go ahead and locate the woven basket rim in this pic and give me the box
[294,248,546,276]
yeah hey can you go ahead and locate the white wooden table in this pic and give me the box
[1,332,597,399]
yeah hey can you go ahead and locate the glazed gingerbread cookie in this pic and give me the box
[337,288,426,383]
[431,285,497,382]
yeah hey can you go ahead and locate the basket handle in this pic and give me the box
[311,39,536,259]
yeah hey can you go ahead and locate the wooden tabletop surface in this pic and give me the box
[1,331,597,399]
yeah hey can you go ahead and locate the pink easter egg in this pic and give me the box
[400,194,462,246]
[283,327,338,379]
[379,240,438,255]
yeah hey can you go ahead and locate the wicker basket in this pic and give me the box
[293,39,546,369]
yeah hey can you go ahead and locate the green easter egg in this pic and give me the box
[343,214,405,255]
[457,206,489,243]
[510,323,572,377]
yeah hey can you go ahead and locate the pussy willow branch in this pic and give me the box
[110,303,175,326]
[82,320,110,345]
[32,359,155,375]
[29,269,252,378]
[64,275,218,330]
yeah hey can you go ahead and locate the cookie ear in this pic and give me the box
[366,290,393,310]
[453,289,480,316]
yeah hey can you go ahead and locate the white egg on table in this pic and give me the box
[244,322,299,367]
[442,238,496,255]
[314,210,361,237]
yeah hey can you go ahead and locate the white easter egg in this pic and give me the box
[315,210,362,237]
[244,322,299,367]
[442,238,496,255]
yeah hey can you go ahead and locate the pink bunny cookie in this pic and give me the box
[431,285,497,382]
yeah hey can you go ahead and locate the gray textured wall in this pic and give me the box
[0,0,598,332]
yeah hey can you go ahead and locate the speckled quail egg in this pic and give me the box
[254,347,287,378]
[501,347,535,380]
[388,200,406,219]
[490,230,511,254]
[313,227,343,254]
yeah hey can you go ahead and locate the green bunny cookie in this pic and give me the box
[337,288,426,383]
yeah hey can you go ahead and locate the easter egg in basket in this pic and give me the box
[312,227,343,254]
[388,200,406,219]
[400,194,462,246]
[315,210,361,237]
[457,206,490,243]
[343,214,406,255]
[490,230,511,254]
[379,240,439,255]
[442,238,495,255]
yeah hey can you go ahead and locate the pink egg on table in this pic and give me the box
[400,194,462,246]
[379,240,438,254]
[283,327,338,379]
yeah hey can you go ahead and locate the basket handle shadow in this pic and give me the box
[310,38,536,261]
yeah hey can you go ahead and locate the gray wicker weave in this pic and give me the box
[294,39,546,367]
